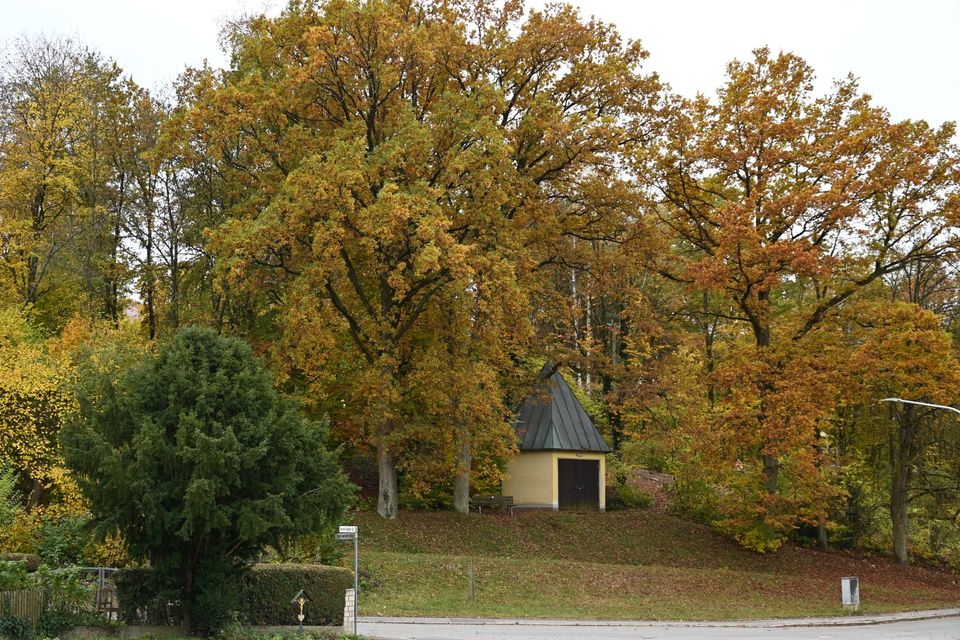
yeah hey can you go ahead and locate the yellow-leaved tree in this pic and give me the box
[0,308,78,513]
[174,0,661,517]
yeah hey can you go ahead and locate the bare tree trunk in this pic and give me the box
[108,211,122,325]
[817,519,828,550]
[891,471,910,566]
[890,405,915,566]
[761,453,780,494]
[182,564,194,635]
[584,293,592,389]
[170,250,180,329]
[145,208,156,339]
[751,302,779,495]
[703,292,717,407]
[24,479,44,513]
[453,432,471,514]
[377,441,398,519]
[570,266,583,387]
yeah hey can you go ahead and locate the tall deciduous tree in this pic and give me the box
[646,48,960,544]
[180,0,659,518]
[0,37,161,330]
[851,302,960,565]
[0,38,93,317]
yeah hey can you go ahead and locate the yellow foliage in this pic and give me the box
[0,308,76,508]
[0,308,144,514]
[0,510,42,554]
[84,532,131,568]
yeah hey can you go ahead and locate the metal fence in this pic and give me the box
[84,567,119,618]
[0,566,121,631]
[56,566,120,619]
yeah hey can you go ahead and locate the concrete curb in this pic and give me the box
[359,608,960,628]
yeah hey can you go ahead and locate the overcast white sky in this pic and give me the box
[2,0,958,127]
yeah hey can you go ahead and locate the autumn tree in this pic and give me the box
[0,38,94,318]
[0,37,168,332]
[0,307,77,511]
[645,48,960,545]
[88,76,162,328]
[846,302,960,565]
[178,0,660,517]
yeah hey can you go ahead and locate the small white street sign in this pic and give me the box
[336,524,360,636]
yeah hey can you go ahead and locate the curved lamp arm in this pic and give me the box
[879,397,960,415]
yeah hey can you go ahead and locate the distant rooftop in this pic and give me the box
[513,363,611,453]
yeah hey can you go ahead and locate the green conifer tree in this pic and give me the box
[64,327,354,634]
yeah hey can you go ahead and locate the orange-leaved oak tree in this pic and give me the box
[644,47,960,546]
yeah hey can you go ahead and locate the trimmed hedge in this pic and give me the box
[238,564,353,626]
[0,555,39,572]
[115,568,175,626]
[117,564,353,627]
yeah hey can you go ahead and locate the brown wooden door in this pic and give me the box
[558,459,599,511]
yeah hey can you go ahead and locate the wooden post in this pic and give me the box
[467,563,476,601]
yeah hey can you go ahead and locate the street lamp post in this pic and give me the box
[879,397,960,415]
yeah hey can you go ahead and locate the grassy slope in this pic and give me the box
[354,510,960,620]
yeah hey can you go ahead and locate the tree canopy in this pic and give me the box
[3,0,960,570]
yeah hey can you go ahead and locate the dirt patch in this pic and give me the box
[630,468,674,512]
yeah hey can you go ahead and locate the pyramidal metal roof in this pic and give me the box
[513,363,611,453]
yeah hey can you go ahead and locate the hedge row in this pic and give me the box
[116,564,353,627]
[0,555,39,573]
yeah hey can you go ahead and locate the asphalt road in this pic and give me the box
[358,613,960,640]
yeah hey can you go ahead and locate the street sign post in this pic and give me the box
[336,525,358,635]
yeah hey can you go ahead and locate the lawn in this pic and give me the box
[352,510,960,620]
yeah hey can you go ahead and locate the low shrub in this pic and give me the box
[605,485,652,511]
[34,566,96,613]
[35,609,82,638]
[0,561,29,591]
[219,628,354,640]
[37,514,92,567]
[0,613,31,640]
[0,512,41,556]
[620,439,672,474]
[668,477,721,524]
[117,564,354,628]
[115,568,178,626]
[0,556,38,573]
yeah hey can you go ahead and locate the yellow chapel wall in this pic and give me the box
[502,450,606,510]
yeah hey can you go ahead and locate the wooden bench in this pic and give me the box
[470,495,515,515]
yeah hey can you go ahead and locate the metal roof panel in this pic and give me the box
[514,363,611,453]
